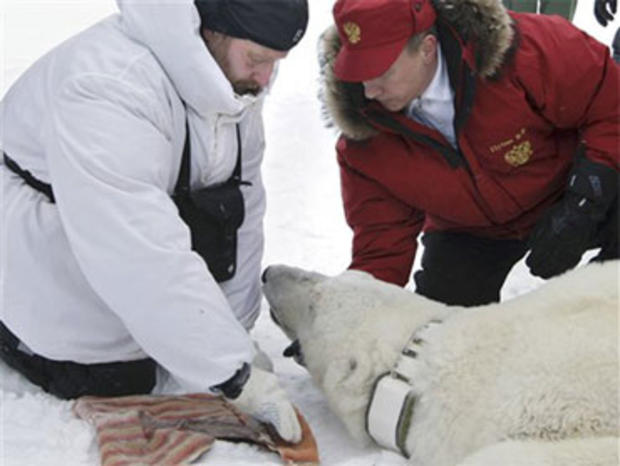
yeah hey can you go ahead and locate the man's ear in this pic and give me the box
[201,27,212,41]
[421,34,437,64]
[201,28,228,49]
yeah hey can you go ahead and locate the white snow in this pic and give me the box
[0,1,615,465]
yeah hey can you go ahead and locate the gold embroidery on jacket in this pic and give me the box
[488,128,531,167]
[489,139,513,153]
[504,141,532,167]
[489,128,527,153]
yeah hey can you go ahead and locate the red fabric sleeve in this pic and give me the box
[337,141,424,286]
[514,14,619,170]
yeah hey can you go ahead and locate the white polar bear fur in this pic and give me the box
[262,261,619,466]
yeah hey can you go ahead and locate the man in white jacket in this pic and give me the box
[0,0,307,443]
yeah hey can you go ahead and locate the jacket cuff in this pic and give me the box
[210,362,251,399]
[567,155,618,220]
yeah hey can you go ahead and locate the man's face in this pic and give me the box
[362,35,438,112]
[204,30,288,96]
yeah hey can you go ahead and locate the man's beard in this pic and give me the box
[232,80,261,96]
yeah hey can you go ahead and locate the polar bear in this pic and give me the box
[262,261,619,466]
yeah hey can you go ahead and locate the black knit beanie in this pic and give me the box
[195,0,309,51]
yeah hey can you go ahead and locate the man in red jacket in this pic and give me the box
[321,0,619,306]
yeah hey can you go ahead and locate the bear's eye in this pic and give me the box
[308,302,317,319]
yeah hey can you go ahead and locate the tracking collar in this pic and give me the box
[365,320,441,457]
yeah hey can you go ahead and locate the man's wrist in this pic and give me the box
[565,157,618,221]
[567,158,617,202]
[211,362,251,399]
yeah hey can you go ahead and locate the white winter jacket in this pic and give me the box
[0,0,269,391]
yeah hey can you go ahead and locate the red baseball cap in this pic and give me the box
[332,0,437,82]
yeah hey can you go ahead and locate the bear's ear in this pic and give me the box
[322,357,357,386]
[321,354,373,396]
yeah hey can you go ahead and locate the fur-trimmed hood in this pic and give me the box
[319,0,515,140]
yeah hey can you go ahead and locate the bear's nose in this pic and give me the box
[261,266,271,284]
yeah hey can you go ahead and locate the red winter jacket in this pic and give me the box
[321,6,619,286]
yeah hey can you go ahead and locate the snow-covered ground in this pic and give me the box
[0,1,616,465]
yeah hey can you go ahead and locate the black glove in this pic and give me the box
[595,0,617,26]
[526,157,618,279]
[283,340,305,367]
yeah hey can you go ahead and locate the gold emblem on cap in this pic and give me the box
[343,22,361,44]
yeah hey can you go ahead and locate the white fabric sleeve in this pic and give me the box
[46,73,254,391]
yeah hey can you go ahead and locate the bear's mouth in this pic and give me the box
[269,307,282,327]
[269,306,298,342]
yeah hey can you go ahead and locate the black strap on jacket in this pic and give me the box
[436,19,477,140]
[3,153,55,202]
[3,122,247,204]
[365,109,464,169]
[173,122,246,198]
[170,119,249,282]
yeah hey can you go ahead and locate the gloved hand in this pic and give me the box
[213,364,302,443]
[595,0,616,26]
[526,156,618,279]
[526,193,598,278]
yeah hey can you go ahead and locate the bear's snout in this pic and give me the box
[269,307,281,327]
